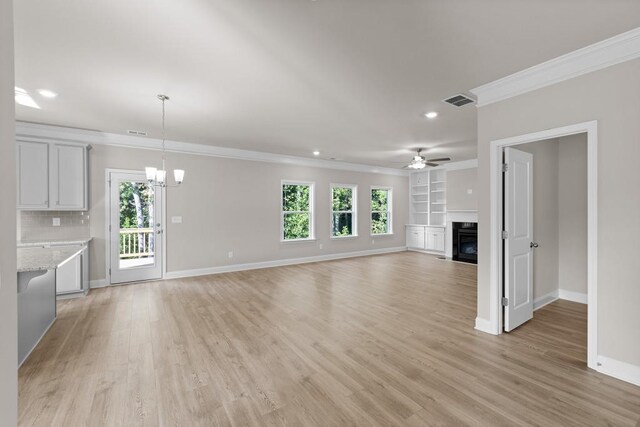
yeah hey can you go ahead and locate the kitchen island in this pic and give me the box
[17,246,83,366]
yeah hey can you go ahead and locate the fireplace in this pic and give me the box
[452,222,477,264]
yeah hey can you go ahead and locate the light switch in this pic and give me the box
[52,218,60,227]
[467,189,473,195]
[171,216,182,224]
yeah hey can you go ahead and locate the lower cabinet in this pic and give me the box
[425,228,445,252]
[54,244,89,296]
[407,226,425,249]
[406,225,445,253]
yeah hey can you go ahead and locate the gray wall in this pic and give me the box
[559,134,588,294]
[446,168,478,211]
[88,144,409,281]
[0,0,18,422]
[477,58,640,367]
[518,138,560,300]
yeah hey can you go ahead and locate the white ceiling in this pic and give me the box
[13,0,640,167]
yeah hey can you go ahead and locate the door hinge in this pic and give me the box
[109,268,111,276]
[502,297,509,306]
[502,163,509,172]
[502,230,508,239]
[109,224,111,232]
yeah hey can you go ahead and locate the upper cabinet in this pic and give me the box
[17,140,89,211]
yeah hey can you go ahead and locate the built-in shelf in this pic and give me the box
[409,169,447,227]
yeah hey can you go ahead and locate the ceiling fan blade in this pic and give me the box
[426,157,451,162]
[426,162,439,167]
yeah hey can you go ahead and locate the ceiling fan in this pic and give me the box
[404,149,451,169]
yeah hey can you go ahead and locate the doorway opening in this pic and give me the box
[503,134,588,340]
[107,170,164,284]
[487,121,598,370]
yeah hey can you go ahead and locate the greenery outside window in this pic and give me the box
[281,181,314,241]
[371,186,392,235]
[331,184,357,238]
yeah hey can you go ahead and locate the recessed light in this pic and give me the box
[313,151,320,156]
[425,112,438,119]
[38,89,58,98]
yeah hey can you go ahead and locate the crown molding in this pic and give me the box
[470,26,640,107]
[15,121,410,177]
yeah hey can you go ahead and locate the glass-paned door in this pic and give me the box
[109,171,163,284]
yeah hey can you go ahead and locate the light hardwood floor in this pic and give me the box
[19,252,640,426]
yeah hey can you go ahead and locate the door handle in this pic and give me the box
[530,242,539,248]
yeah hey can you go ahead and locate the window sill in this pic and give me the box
[370,233,394,237]
[330,235,359,240]
[280,238,317,243]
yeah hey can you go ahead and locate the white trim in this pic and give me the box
[471,27,640,106]
[165,246,407,280]
[89,279,108,289]
[487,120,598,371]
[558,289,588,305]
[596,356,640,387]
[474,317,494,334]
[16,121,408,177]
[533,290,559,311]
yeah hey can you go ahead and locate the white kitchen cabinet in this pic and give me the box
[50,144,87,210]
[406,226,425,249]
[56,251,82,294]
[425,227,445,252]
[17,140,89,211]
[17,141,50,209]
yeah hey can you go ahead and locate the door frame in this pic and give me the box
[486,120,598,370]
[104,168,167,285]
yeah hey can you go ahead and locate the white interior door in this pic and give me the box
[504,147,534,332]
[109,171,163,284]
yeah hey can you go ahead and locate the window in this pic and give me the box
[331,184,357,238]
[281,181,314,241]
[371,187,392,235]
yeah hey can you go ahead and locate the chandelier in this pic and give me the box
[145,94,185,187]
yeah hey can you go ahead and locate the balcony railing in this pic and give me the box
[119,228,154,259]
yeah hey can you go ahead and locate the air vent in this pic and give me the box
[127,130,147,136]
[442,94,475,107]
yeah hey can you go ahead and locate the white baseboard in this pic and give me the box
[596,355,640,387]
[165,246,408,280]
[534,290,559,311]
[474,317,498,335]
[89,279,108,289]
[559,289,588,304]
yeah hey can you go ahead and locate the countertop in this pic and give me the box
[405,224,446,228]
[17,238,92,248]
[17,246,84,273]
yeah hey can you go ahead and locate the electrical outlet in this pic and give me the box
[371,239,375,245]
[52,218,60,227]
[467,189,473,195]
[228,251,233,259]
[319,243,323,250]
[171,216,183,224]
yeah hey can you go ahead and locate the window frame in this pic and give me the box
[370,185,393,236]
[330,183,358,239]
[280,180,315,242]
